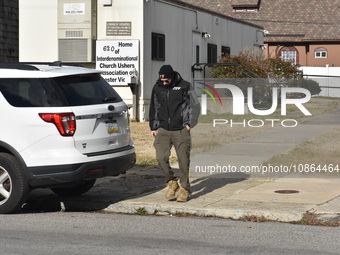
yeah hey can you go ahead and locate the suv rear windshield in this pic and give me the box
[0,73,122,107]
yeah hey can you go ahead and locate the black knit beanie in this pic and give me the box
[159,65,175,79]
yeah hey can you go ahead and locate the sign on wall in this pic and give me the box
[96,40,139,86]
[106,22,131,36]
[64,3,85,15]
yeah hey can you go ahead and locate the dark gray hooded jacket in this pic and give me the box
[149,72,200,131]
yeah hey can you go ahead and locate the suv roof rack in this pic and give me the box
[0,63,39,71]
[47,61,83,67]
[0,62,85,71]
[49,61,62,67]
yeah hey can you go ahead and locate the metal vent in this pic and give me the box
[66,31,84,38]
[59,39,88,62]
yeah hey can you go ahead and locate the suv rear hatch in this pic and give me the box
[71,103,131,156]
[52,73,132,155]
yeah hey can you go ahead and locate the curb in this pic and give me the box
[103,202,340,227]
[103,202,306,222]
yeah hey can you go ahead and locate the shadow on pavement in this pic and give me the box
[20,169,165,213]
[190,173,250,199]
[19,167,250,213]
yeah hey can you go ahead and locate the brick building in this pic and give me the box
[0,0,19,62]
[182,0,340,67]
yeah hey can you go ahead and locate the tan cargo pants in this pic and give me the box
[153,127,191,191]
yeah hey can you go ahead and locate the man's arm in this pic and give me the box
[188,89,201,128]
[149,86,160,136]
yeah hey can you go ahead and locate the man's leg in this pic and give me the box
[153,128,176,183]
[172,128,191,193]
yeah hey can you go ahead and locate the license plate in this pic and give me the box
[106,120,119,133]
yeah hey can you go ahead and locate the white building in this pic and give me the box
[19,0,264,121]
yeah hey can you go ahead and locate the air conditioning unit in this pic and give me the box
[58,0,96,62]
[58,28,93,62]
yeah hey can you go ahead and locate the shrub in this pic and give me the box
[210,50,302,79]
[209,50,315,104]
[210,50,267,78]
[296,78,321,96]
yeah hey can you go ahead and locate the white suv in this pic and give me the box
[0,62,136,213]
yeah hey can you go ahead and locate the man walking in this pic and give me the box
[149,65,200,202]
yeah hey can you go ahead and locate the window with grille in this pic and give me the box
[315,48,327,58]
[281,50,297,65]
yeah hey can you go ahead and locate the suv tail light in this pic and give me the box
[39,113,76,136]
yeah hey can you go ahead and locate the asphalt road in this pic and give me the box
[1,212,339,255]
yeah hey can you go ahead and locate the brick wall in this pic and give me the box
[0,0,19,62]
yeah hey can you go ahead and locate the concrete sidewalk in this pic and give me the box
[104,109,340,223]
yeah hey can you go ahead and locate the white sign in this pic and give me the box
[64,3,85,15]
[96,40,139,85]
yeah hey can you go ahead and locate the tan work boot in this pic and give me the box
[176,187,190,202]
[165,180,179,199]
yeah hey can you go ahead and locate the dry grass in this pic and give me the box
[130,122,269,166]
[242,215,268,222]
[262,98,340,172]
[130,121,158,165]
[263,126,340,168]
[300,213,340,227]
[130,97,340,166]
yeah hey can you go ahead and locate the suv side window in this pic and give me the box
[0,78,67,107]
[0,73,122,107]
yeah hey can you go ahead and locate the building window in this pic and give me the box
[282,51,296,64]
[152,33,165,61]
[208,44,217,63]
[315,48,327,58]
[221,46,230,57]
[234,7,246,12]
[233,7,258,13]
[280,47,298,65]
[195,45,200,63]
[247,7,257,12]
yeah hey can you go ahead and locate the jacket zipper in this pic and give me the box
[167,86,170,129]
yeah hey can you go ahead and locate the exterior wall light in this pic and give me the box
[256,29,269,42]
[202,32,211,39]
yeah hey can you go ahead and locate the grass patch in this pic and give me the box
[242,215,268,222]
[300,213,340,227]
[263,126,340,174]
[135,207,149,215]
[130,121,178,166]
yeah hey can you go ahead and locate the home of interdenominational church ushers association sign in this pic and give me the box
[96,40,139,86]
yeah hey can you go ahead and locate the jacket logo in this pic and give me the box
[173,87,181,90]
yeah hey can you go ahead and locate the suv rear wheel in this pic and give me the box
[0,153,29,214]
